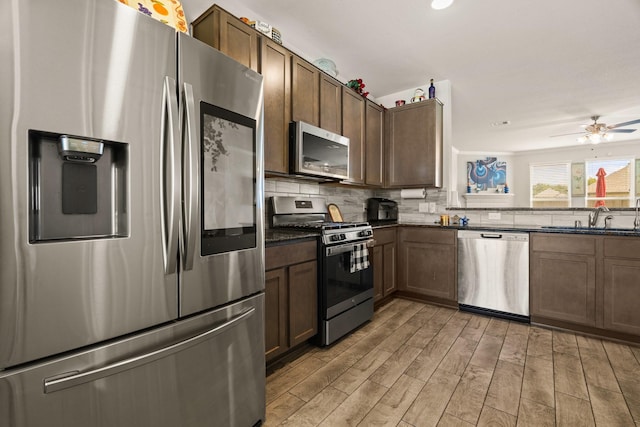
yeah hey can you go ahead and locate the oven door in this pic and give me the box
[322,240,374,319]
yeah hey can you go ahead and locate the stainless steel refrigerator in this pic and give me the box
[0,1,265,426]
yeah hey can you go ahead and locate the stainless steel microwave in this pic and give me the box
[290,121,349,180]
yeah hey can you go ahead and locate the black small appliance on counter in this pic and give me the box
[367,198,398,224]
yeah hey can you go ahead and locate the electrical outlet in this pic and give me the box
[488,212,501,220]
[429,202,436,213]
[418,203,429,213]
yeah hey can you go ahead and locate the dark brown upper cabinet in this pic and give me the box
[365,100,384,187]
[385,99,443,188]
[291,56,320,127]
[192,5,259,72]
[341,87,366,185]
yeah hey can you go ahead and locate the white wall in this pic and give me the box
[453,139,639,207]
[455,152,515,206]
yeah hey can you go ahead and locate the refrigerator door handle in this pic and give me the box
[161,76,180,274]
[182,82,198,271]
[43,307,256,394]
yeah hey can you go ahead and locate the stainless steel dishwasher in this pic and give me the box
[457,230,529,321]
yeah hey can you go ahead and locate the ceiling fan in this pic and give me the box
[551,115,640,144]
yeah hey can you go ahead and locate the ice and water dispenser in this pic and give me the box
[29,131,128,242]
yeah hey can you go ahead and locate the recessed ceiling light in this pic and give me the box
[431,0,454,10]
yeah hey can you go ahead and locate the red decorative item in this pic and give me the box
[594,167,607,207]
[347,78,369,98]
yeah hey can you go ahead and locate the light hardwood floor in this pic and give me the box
[265,298,640,426]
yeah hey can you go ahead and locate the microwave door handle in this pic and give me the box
[181,82,198,271]
[161,76,180,274]
[43,307,256,394]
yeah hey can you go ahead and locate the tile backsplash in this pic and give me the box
[264,177,451,226]
[264,177,374,226]
[265,177,639,229]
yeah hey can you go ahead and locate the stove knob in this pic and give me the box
[330,234,341,241]
[340,234,346,240]
[359,230,372,237]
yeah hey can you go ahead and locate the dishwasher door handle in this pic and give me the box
[480,233,503,239]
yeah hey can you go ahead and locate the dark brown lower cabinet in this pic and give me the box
[397,227,457,306]
[530,234,597,326]
[265,240,317,362]
[603,237,640,336]
[371,227,397,303]
[531,233,640,342]
[288,261,318,347]
[264,268,287,360]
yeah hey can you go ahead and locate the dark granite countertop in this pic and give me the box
[265,222,640,244]
[399,223,640,237]
[370,221,399,229]
[265,229,320,245]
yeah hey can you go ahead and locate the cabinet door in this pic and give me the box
[385,100,442,187]
[288,260,318,347]
[192,6,259,71]
[603,258,640,335]
[261,38,291,173]
[530,252,596,326]
[365,100,384,187]
[372,245,384,302]
[383,242,397,295]
[265,268,288,361]
[291,56,319,126]
[399,241,456,300]
[319,74,342,134]
[342,87,366,184]
[397,228,456,303]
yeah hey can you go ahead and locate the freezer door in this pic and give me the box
[178,33,265,316]
[0,0,179,369]
[0,294,265,427]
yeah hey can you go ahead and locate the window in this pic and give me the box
[585,158,634,208]
[530,163,570,207]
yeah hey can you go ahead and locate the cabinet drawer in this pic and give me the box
[373,227,396,245]
[266,240,317,270]
[604,236,640,259]
[531,233,597,256]
[399,227,455,245]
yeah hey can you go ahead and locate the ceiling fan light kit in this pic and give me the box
[431,0,454,10]
[553,115,639,145]
[577,132,613,144]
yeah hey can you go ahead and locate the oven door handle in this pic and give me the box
[326,239,374,256]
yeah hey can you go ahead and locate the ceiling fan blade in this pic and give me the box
[607,128,636,133]
[549,132,584,138]
[609,118,640,129]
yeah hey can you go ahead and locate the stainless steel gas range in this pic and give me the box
[271,197,374,346]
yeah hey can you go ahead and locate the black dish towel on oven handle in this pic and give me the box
[350,243,370,273]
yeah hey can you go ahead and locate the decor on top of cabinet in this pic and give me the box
[346,79,369,98]
[117,0,187,33]
[411,88,426,103]
[313,58,338,77]
[246,19,282,43]
[467,157,507,191]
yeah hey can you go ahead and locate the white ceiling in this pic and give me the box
[181,0,640,153]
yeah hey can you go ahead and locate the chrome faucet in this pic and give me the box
[604,215,613,229]
[588,205,610,228]
[634,198,640,231]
